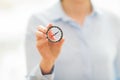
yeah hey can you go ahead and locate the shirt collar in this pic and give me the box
[46,0,69,22]
[47,0,102,22]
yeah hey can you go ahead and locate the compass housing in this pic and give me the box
[46,26,63,43]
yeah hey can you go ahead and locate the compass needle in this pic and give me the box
[52,31,59,36]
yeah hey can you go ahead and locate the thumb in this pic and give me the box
[57,38,65,47]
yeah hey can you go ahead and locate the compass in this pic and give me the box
[46,26,63,43]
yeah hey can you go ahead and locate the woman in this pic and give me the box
[26,0,120,80]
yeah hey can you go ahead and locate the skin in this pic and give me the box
[36,24,64,74]
[36,0,92,74]
[62,0,92,25]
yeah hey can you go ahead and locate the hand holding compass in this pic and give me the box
[36,24,64,74]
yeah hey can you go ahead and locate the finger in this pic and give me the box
[37,25,47,34]
[36,31,46,40]
[49,38,65,47]
[57,38,65,47]
[46,24,53,29]
[36,39,48,49]
[60,38,65,45]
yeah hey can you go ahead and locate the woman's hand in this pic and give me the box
[36,24,64,74]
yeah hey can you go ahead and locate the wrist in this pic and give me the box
[40,59,55,74]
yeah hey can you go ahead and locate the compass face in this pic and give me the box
[46,26,63,43]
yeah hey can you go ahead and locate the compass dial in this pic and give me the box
[46,26,63,43]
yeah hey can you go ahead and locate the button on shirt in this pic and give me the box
[26,0,120,80]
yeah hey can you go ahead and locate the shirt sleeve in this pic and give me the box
[25,15,54,80]
[114,20,120,80]
[26,64,54,80]
[115,41,120,80]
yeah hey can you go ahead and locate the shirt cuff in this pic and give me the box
[27,64,54,80]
